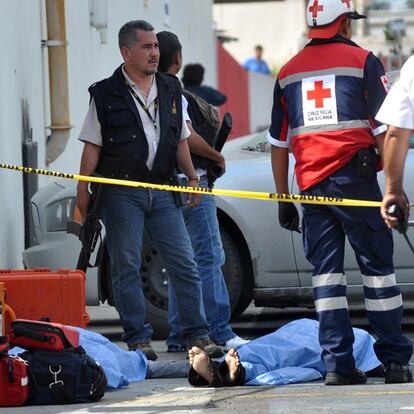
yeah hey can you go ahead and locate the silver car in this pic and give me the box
[22,129,414,338]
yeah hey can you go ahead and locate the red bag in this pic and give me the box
[9,319,80,351]
[0,336,29,406]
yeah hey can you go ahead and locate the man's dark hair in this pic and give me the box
[182,63,205,88]
[118,20,154,49]
[255,45,263,52]
[157,31,182,72]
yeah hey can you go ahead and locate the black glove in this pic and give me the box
[278,202,301,232]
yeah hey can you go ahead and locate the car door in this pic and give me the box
[217,132,303,308]
[391,135,414,303]
[293,135,414,306]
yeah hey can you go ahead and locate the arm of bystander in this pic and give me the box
[176,139,201,208]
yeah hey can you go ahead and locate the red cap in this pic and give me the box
[308,15,347,39]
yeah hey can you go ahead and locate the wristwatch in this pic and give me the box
[187,175,200,183]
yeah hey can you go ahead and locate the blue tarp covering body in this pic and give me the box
[237,318,380,385]
[10,318,380,388]
[76,328,148,388]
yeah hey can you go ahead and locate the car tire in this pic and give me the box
[100,236,170,340]
[140,240,170,340]
[100,228,252,339]
[220,227,253,317]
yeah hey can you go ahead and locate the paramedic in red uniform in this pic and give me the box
[269,0,413,385]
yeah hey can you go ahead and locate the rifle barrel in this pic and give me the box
[214,112,233,153]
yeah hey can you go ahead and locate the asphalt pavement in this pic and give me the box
[2,304,414,414]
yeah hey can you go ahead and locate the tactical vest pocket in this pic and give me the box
[106,104,136,128]
[97,155,139,180]
[104,126,138,145]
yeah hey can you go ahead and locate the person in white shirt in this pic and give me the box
[376,56,414,228]
[76,19,223,361]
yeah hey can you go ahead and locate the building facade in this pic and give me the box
[0,0,216,268]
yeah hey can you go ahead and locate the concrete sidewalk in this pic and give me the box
[2,305,414,413]
[2,377,414,414]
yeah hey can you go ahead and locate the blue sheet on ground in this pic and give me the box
[9,318,380,388]
[237,318,380,385]
[75,328,148,388]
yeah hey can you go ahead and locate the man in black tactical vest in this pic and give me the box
[76,20,222,361]
[157,31,249,353]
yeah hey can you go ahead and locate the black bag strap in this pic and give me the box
[0,335,9,358]
[49,382,73,404]
[7,357,15,382]
[13,326,55,345]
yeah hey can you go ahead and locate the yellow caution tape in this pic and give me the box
[0,162,394,208]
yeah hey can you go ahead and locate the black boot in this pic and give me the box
[384,362,413,384]
[325,368,367,386]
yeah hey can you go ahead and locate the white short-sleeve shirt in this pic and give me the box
[376,56,414,130]
[78,67,190,169]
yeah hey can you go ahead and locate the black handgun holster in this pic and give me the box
[354,146,379,179]
[169,177,186,207]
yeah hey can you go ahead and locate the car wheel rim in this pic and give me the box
[141,248,169,310]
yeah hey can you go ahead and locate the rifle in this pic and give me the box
[214,112,233,153]
[208,112,233,188]
[67,182,103,273]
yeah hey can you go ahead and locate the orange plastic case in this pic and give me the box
[0,268,90,332]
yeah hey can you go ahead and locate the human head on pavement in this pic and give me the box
[306,0,366,40]
[157,31,182,75]
[118,20,159,77]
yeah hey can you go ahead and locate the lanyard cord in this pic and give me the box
[124,79,158,130]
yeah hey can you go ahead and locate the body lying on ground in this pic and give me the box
[10,318,381,388]
[187,318,381,387]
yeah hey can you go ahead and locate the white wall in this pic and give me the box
[0,1,45,267]
[0,0,215,268]
[248,71,275,133]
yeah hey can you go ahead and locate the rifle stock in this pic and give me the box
[68,183,103,273]
[214,112,233,153]
[208,112,233,188]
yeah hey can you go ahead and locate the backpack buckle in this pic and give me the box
[49,365,64,389]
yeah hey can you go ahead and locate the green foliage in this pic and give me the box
[270,64,280,77]
[384,22,395,41]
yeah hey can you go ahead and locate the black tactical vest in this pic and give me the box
[89,65,183,184]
